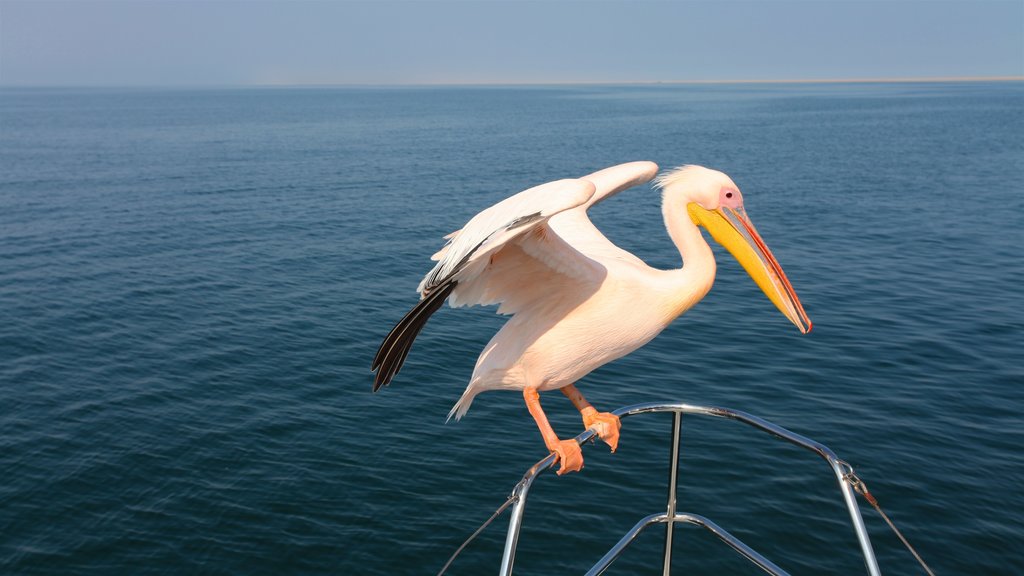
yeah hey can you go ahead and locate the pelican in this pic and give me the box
[372,162,811,475]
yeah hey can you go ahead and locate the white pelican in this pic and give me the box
[372,162,811,474]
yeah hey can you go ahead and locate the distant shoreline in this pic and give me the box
[646,76,1024,85]
[404,76,1024,87]
[3,76,1022,89]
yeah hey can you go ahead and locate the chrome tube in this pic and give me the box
[497,454,553,576]
[498,429,597,576]
[584,512,789,576]
[585,513,664,576]
[830,459,882,576]
[672,513,789,576]
[611,402,881,576]
[497,402,882,575]
[662,412,682,576]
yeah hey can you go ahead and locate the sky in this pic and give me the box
[1,0,1021,86]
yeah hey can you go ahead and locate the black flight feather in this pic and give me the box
[372,211,542,391]
[371,280,456,391]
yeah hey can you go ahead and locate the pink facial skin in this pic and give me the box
[719,186,744,210]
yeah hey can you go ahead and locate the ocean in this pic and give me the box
[1,82,1021,574]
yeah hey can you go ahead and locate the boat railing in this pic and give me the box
[497,401,882,576]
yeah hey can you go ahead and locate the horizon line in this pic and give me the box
[3,75,1022,89]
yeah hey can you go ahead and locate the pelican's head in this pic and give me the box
[655,165,812,334]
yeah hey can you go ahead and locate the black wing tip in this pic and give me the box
[371,364,390,392]
[370,280,457,391]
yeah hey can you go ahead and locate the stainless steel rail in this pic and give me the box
[497,402,882,576]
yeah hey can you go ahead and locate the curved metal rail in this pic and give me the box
[497,402,882,576]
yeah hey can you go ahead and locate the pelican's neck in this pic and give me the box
[663,197,714,271]
[660,197,716,318]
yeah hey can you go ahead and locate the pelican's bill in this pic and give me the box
[687,203,812,334]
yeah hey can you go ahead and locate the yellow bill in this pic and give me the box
[688,203,812,333]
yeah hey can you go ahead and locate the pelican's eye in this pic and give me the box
[719,187,742,209]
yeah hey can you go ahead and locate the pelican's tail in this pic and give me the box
[446,385,478,422]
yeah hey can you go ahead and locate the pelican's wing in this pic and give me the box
[430,230,460,261]
[372,178,598,390]
[419,159,651,276]
[418,178,598,296]
[547,161,660,266]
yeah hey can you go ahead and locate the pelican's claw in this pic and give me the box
[553,439,584,475]
[584,412,621,453]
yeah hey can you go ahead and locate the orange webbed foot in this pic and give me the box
[552,438,584,475]
[583,410,621,453]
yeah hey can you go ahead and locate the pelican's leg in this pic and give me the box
[523,387,583,475]
[561,384,621,452]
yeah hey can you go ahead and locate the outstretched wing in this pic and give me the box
[548,161,660,267]
[438,162,660,312]
[372,178,598,391]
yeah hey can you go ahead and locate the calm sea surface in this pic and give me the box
[1,83,1022,574]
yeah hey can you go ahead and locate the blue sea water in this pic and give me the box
[1,82,1022,575]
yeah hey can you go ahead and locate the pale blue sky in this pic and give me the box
[1,0,1021,86]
